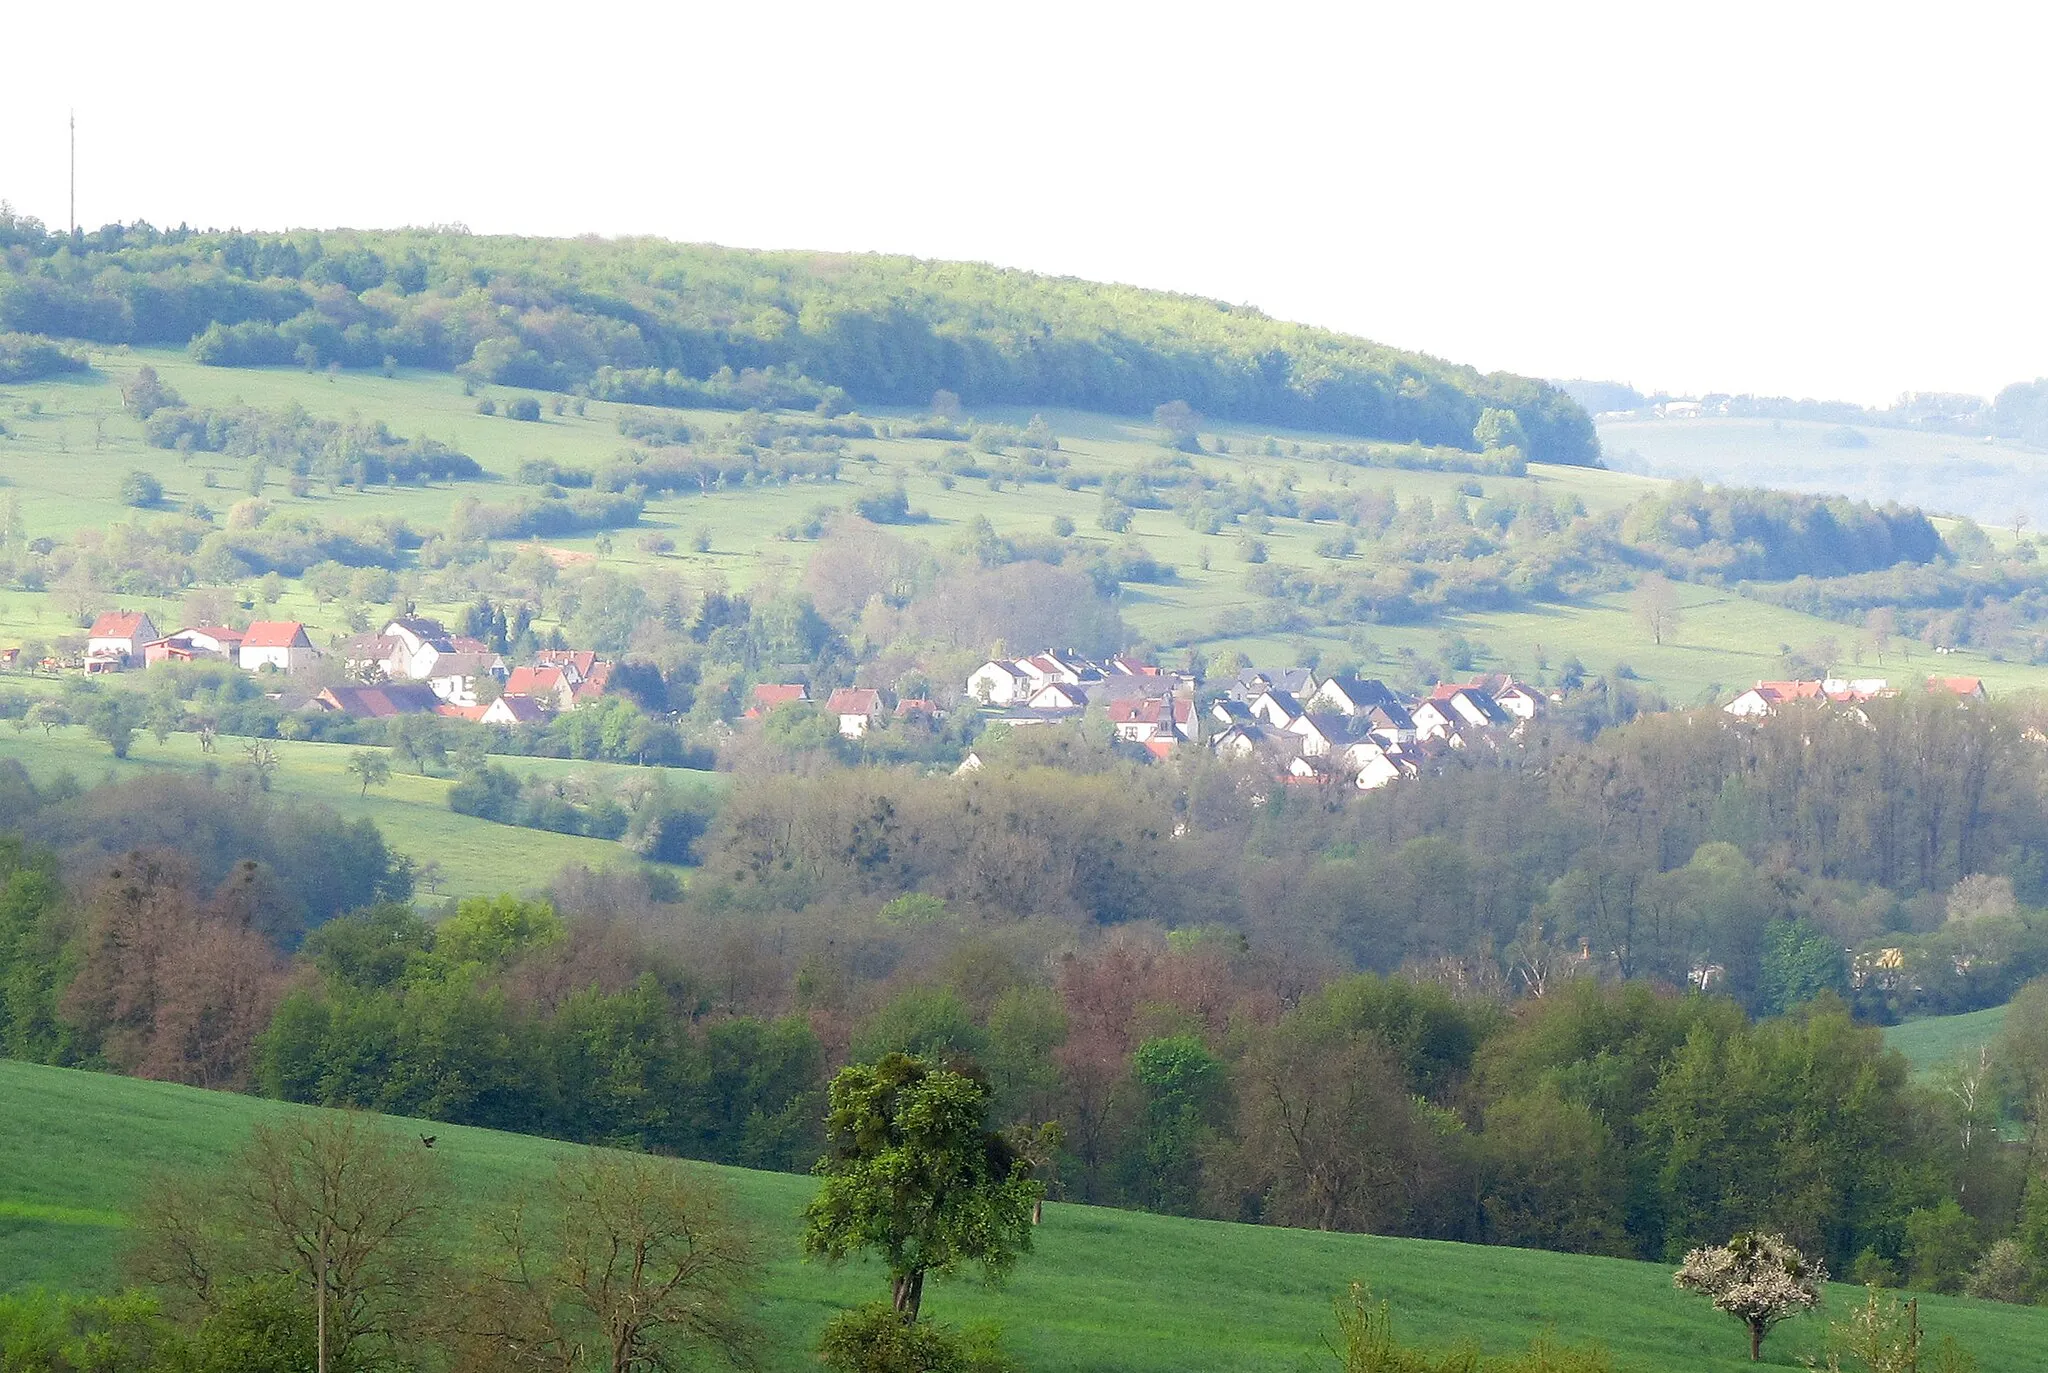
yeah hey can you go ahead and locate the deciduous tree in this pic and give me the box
[1674,1230,1826,1362]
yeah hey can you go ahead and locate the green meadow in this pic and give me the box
[5,349,2040,706]
[1883,1004,2013,1079]
[4,1059,2046,1372]
[0,723,706,899]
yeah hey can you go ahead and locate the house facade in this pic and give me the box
[239,621,316,674]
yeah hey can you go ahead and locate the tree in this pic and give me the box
[27,699,70,737]
[389,714,446,776]
[802,1053,1040,1322]
[347,749,392,798]
[1675,1231,1827,1362]
[132,1114,447,1373]
[120,469,165,508]
[1631,573,1682,647]
[456,1150,761,1373]
[1153,400,1202,449]
[86,695,140,758]
[1473,406,1528,455]
[242,740,281,791]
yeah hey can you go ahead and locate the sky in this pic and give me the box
[4,1,2045,407]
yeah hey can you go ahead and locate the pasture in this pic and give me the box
[5,1059,2047,1371]
[3,350,2045,707]
[0,724,705,899]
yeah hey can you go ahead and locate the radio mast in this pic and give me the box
[69,110,76,237]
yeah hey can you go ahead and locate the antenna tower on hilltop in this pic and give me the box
[69,110,76,237]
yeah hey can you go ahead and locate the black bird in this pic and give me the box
[420,1135,437,1148]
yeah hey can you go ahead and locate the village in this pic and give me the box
[77,609,615,725]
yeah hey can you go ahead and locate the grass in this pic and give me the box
[4,349,2046,708]
[1883,1004,2012,1079]
[3,1061,2046,1371]
[0,724,708,900]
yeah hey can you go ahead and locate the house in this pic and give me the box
[1026,682,1091,710]
[569,662,613,709]
[339,633,407,680]
[1015,652,1093,688]
[425,651,507,707]
[746,683,810,718]
[1289,711,1379,757]
[1309,675,1402,717]
[1248,689,1305,729]
[536,649,602,683]
[481,694,550,726]
[1413,685,1513,741]
[1491,678,1548,720]
[502,665,576,712]
[377,617,459,679]
[1210,720,1303,770]
[1358,701,1419,744]
[1106,695,1195,747]
[1104,654,1160,677]
[1227,666,1317,702]
[894,698,942,725]
[240,621,316,675]
[434,703,491,722]
[1210,699,1256,727]
[86,611,158,667]
[145,625,246,667]
[1928,676,1989,700]
[314,683,440,719]
[826,687,886,738]
[966,660,1033,705]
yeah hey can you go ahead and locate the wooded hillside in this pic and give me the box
[0,210,1599,464]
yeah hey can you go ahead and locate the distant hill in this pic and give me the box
[0,209,1597,465]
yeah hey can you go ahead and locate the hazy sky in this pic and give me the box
[4,2,2044,406]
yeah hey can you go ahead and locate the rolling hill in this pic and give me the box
[5,1059,2047,1372]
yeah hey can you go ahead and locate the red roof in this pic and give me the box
[503,665,566,698]
[188,625,244,643]
[1928,676,1986,696]
[435,703,490,721]
[242,620,309,649]
[826,687,884,716]
[537,649,600,677]
[751,683,809,708]
[89,611,149,640]
[318,684,439,718]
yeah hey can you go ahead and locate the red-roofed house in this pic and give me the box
[435,703,491,722]
[502,665,575,712]
[314,684,440,718]
[746,683,810,718]
[536,649,601,683]
[239,621,316,675]
[1928,676,1988,701]
[1106,695,1195,747]
[826,687,885,738]
[87,611,158,667]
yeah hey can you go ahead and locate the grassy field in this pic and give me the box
[0,723,708,899]
[1600,415,2048,530]
[4,1060,2046,1371]
[1883,1004,2012,1079]
[4,349,2045,707]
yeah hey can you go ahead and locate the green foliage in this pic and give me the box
[435,894,564,968]
[804,1053,1040,1319]
[117,469,163,508]
[0,331,89,382]
[0,1288,174,1373]
[816,1305,1022,1373]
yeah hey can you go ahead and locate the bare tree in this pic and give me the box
[133,1114,448,1373]
[1631,573,1683,647]
[453,1150,760,1373]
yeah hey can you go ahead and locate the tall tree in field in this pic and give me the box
[1631,573,1683,647]
[802,1053,1040,1322]
[347,749,392,798]
[1675,1231,1826,1362]
[132,1114,447,1373]
[455,1150,761,1373]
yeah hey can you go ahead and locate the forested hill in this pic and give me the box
[0,210,1598,464]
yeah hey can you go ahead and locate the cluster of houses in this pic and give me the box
[961,650,1549,786]
[82,609,614,727]
[1722,675,1988,718]
[746,682,943,740]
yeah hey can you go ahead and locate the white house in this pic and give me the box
[826,687,885,739]
[426,651,507,707]
[1026,682,1091,710]
[1309,675,1401,717]
[239,621,316,674]
[86,611,159,666]
[1248,689,1304,729]
[967,660,1033,706]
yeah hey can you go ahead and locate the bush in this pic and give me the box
[506,396,542,422]
[120,469,164,507]
[816,1305,1021,1373]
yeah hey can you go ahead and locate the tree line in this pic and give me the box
[0,214,1600,463]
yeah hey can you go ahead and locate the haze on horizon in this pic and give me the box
[4,1,2045,409]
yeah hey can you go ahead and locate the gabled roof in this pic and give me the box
[1928,676,1986,697]
[185,625,244,644]
[386,616,453,646]
[895,697,938,717]
[435,703,490,721]
[537,649,600,677]
[1317,675,1400,710]
[317,684,440,718]
[974,659,1032,680]
[428,652,503,678]
[340,633,404,659]
[504,665,568,698]
[751,682,810,707]
[826,687,885,716]
[486,695,550,724]
[242,620,310,649]
[88,611,150,640]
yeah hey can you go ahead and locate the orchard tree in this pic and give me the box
[347,749,393,798]
[1676,1231,1827,1361]
[1631,573,1683,647]
[802,1053,1040,1322]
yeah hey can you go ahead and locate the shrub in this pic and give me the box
[816,1305,1020,1373]
[120,469,164,507]
[506,396,542,422]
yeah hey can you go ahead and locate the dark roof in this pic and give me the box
[318,684,440,718]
